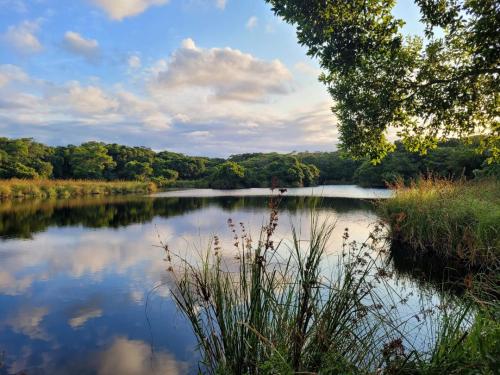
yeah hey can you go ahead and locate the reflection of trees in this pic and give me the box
[0,196,375,239]
[387,240,470,297]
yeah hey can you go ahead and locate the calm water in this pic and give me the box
[0,186,447,374]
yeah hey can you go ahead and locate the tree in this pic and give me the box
[210,161,246,189]
[123,161,153,181]
[265,0,499,162]
[0,137,53,178]
[69,142,116,179]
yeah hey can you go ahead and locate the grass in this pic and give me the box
[0,178,157,200]
[379,178,499,268]
[162,192,499,374]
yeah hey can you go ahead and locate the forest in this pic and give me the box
[0,137,497,189]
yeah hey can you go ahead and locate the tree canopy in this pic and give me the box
[0,137,495,188]
[265,0,499,162]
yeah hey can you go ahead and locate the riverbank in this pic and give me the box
[0,179,157,200]
[380,178,499,268]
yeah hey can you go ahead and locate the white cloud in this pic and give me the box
[181,37,196,50]
[127,54,141,69]
[246,16,258,30]
[2,20,42,54]
[90,0,170,20]
[215,0,227,10]
[62,31,100,62]
[0,64,28,87]
[115,90,171,129]
[0,38,339,155]
[150,38,292,103]
[61,82,119,115]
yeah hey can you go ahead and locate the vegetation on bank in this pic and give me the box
[380,178,499,267]
[1,137,497,189]
[0,179,156,200]
[165,194,499,374]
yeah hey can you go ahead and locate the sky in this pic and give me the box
[0,0,422,157]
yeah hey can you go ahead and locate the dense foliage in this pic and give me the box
[265,0,499,162]
[0,137,496,188]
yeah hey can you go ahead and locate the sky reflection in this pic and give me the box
[0,193,446,374]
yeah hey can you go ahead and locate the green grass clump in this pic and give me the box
[164,194,498,374]
[0,179,157,200]
[380,178,499,267]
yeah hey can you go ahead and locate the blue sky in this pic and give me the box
[0,0,422,156]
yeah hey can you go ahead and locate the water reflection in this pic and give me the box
[152,185,393,199]
[0,191,449,374]
[0,195,374,240]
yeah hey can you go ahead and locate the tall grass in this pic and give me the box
[379,178,499,267]
[0,179,157,200]
[162,192,498,373]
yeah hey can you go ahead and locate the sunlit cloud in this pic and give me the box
[149,38,292,103]
[0,36,337,155]
[89,0,170,20]
[62,31,100,62]
[2,20,42,54]
[0,64,28,87]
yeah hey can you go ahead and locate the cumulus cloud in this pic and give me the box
[55,82,119,115]
[115,90,170,129]
[2,20,42,53]
[150,38,292,103]
[62,31,100,62]
[0,38,339,155]
[0,64,28,87]
[246,16,258,30]
[90,0,170,20]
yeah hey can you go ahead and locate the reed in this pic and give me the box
[163,192,498,374]
[380,177,499,267]
[0,179,157,200]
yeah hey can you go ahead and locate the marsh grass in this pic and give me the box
[0,179,157,200]
[161,191,498,374]
[379,177,499,267]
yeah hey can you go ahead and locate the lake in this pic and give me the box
[0,186,451,374]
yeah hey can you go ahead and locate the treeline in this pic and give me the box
[0,137,497,188]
